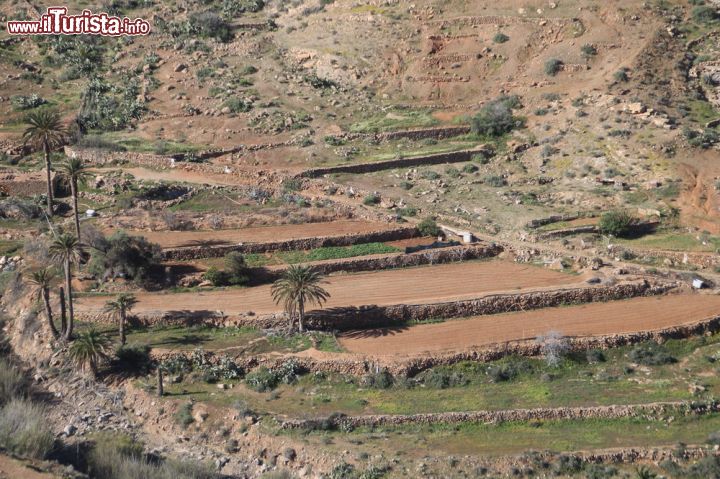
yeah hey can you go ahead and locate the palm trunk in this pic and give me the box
[42,289,59,339]
[43,140,53,217]
[59,286,67,336]
[157,367,164,397]
[64,259,74,339]
[119,310,126,345]
[298,297,305,333]
[71,179,80,239]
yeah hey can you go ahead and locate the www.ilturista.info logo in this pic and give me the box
[6,6,151,36]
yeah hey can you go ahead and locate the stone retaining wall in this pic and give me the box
[622,247,720,270]
[251,243,503,284]
[299,280,672,331]
[81,280,673,332]
[297,146,492,178]
[280,400,719,430]
[152,309,719,379]
[162,226,420,260]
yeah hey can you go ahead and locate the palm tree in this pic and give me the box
[271,265,330,333]
[27,268,60,339]
[68,329,110,377]
[103,293,137,345]
[22,109,66,217]
[49,233,84,339]
[59,158,91,239]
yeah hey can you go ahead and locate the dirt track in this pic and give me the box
[339,294,720,356]
[118,220,396,248]
[76,261,580,316]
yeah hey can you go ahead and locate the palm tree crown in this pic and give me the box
[104,293,137,345]
[49,233,84,265]
[22,109,66,217]
[271,265,330,332]
[68,329,110,377]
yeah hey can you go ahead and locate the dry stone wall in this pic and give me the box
[280,400,719,430]
[162,226,420,260]
[300,280,672,331]
[298,147,492,178]
[252,243,503,284]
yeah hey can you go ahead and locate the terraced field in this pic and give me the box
[75,260,581,316]
[339,294,720,356]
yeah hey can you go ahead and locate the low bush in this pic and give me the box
[586,349,606,364]
[417,217,441,237]
[363,369,394,389]
[544,58,563,76]
[175,402,194,427]
[87,231,162,284]
[11,94,47,110]
[628,342,676,366]
[0,398,54,459]
[245,359,301,392]
[493,32,509,43]
[0,359,25,405]
[86,431,219,478]
[614,68,629,82]
[692,5,719,23]
[114,343,152,375]
[581,44,597,57]
[223,97,253,113]
[471,97,524,137]
[484,175,506,187]
[363,194,380,206]
[189,10,233,42]
[462,164,478,173]
[419,369,469,389]
[598,210,636,237]
[203,252,250,286]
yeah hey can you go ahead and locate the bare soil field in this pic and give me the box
[339,294,720,357]
[118,220,396,248]
[76,261,580,316]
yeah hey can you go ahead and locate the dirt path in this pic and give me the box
[0,455,59,479]
[76,261,581,316]
[92,167,245,186]
[117,220,397,248]
[338,294,720,356]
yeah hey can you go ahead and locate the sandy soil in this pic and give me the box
[0,455,59,479]
[339,294,720,356]
[76,261,580,316]
[118,220,397,248]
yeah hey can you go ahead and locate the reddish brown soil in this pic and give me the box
[76,261,580,316]
[119,220,397,248]
[339,294,720,356]
[0,455,59,479]
[677,150,720,234]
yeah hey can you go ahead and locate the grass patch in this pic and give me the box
[242,243,400,267]
[349,110,439,133]
[615,232,720,252]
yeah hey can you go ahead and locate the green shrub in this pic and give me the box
[493,32,509,43]
[399,181,414,190]
[11,94,47,110]
[203,267,230,287]
[87,231,162,284]
[462,164,478,173]
[114,344,152,375]
[684,127,719,149]
[363,194,380,206]
[223,97,253,113]
[419,369,469,389]
[581,44,597,57]
[598,210,636,237]
[189,11,233,42]
[417,217,441,237]
[224,252,250,285]
[362,370,394,389]
[692,5,719,23]
[586,349,606,364]
[484,175,506,187]
[175,402,194,427]
[614,68,629,82]
[0,398,54,459]
[245,367,278,392]
[0,360,25,405]
[422,170,440,180]
[471,97,523,137]
[445,167,460,178]
[629,342,676,366]
[544,58,563,76]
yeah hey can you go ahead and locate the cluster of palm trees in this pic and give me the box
[23,109,91,237]
[22,108,135,376]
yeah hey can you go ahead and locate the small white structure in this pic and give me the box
[85,209,96,218]
[692,278,706,289]
[461,231,474,244]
